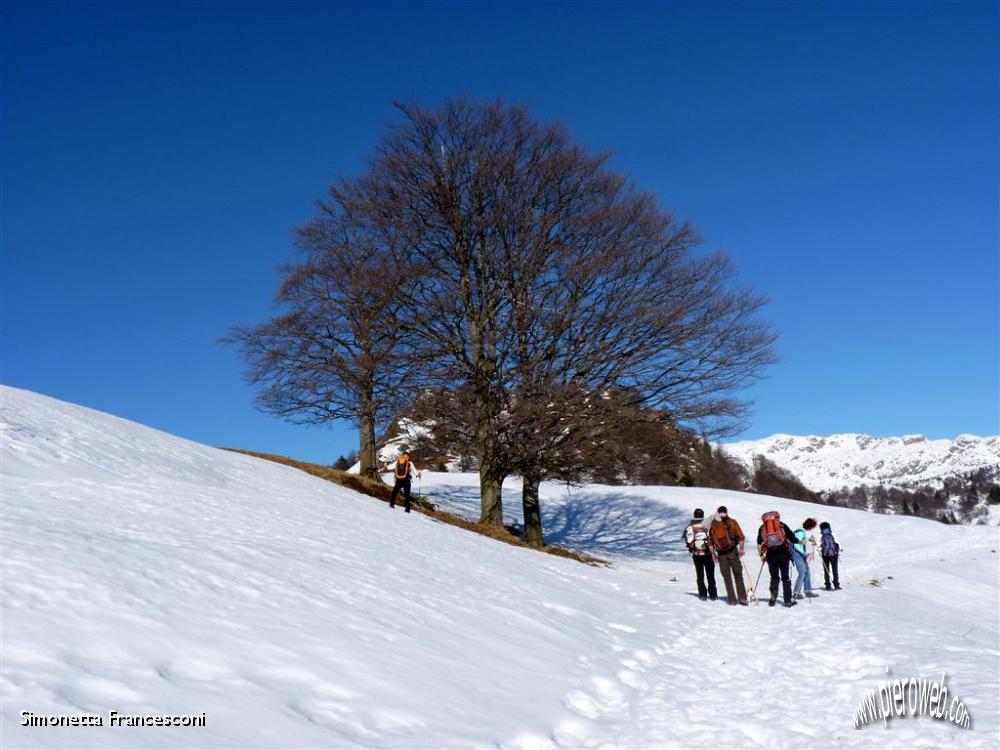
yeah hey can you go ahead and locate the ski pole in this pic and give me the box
[754,557,766,604]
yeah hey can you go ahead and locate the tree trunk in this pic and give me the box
[522,472,544,548]
[358,394,379,479]
[477,426,505,526]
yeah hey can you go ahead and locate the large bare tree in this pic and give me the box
[365,99,776,531]
[231,99,776,531]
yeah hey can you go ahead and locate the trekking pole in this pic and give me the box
[754,558,766,605]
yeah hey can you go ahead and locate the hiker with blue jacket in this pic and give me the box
[682,508,718,601]
[757,510,798,608]
[791,517,820,600]
[819,521,842,590]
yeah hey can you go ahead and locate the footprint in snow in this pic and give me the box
[607,622,637,633]
[617,668,649,690]
[563,690,601,719]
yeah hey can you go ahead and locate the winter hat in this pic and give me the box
[692,508,704,519]
[819,521,831,531]
[717,506,728,515]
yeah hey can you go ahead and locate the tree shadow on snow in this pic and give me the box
[542,492,691,561]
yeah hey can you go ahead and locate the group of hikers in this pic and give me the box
[386,449,845,609]
[682,506,842,607]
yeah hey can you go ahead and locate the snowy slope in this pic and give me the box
[722,433,1000,492]
[2,385,999,749]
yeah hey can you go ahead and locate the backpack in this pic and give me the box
[710,519,736,553]
[761,512,785,548]
[821,530,838,557]
[394,456,410,480]
[686,523,710,555]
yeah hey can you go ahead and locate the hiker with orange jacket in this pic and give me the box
[708,506,748,606]
[387,449,421,513]
[756,510,798,608]
[682,508,718,601]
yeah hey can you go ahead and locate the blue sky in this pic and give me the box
[3,1,997,464]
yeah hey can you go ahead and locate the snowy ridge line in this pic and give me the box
[722,432,1000,492]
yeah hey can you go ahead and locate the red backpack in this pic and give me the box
[761,512,786,548]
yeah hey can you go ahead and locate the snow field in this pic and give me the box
[2,385,998,749]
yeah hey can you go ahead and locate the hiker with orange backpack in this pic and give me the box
[387,449,421,513]
[682,508,718,601]
[756,510,798,608]
[708,506,748,606]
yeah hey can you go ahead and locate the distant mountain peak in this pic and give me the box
[722,432,1000,493]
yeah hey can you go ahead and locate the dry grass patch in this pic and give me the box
[223,448,606,566]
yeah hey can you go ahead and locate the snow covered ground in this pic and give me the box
[2,385,998,749]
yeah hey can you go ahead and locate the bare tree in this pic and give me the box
[226,178,413,478]
[232,98,775,533]
[357,98,776,532]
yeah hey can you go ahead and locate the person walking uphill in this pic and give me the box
[757,511,798,608]
[387,450,421,513]
[709,506,748,606]
[683,509,718,601]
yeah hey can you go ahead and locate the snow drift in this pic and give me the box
[2,385,998,749]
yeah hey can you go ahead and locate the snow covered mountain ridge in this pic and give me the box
[722,432,1000,493]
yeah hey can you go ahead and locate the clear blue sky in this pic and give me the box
[3,1,998,464]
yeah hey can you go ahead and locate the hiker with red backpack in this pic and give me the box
[708,506,748,606]
[819,521,842,590]
[682,508,718,601]
[756,510,798,607]
[387,449,421,513]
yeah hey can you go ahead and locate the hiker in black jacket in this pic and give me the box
[757,511,798,608]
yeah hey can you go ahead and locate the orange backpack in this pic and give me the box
[394,456,410,480]
[761,512,785,548]
[711,519,736,553]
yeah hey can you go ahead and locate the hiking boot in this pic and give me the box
[709,594,718,601]
[389,503,395,509]
[783,600,798,608]
[699,594,708,601]
[824,584,832,591]
[738,599,749,606]
[805,591,820,598]
[794,593,805,600]
[768,596,777,607]
[834,583,842,590]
